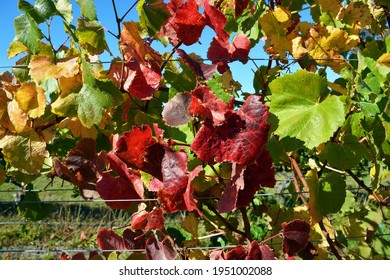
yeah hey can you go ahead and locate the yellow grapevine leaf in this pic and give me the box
[0,131,48,174]
[259,6,299,58]
[338,2,373,34]
[304,24,359,72]
[58,74,83,96]
[7,100,31,134]
[8,41,29,59]
[58,117,98,139]
[120,21,161,63]
[29,55,79,83]
[378,52,390,68]
[15,82,46,118]
[315,0,342,18]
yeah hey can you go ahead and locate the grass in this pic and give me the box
[0,176,134,260]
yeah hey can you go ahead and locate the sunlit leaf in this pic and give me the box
[269,70,345,149]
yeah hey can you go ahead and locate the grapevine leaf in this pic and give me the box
[225,245,247,260]
[145,234,177,260]
[137,0,170,37]
[77,60,123,128]
[236,149,276,208]
[120,21,161,64]
[319,135,367,170]
[29,56,79,84]
[162,92,192,127]
[14,14,43,54]
[55,0,73,23]
[258,6,298,58]
[282,219,311,256]
[14,82,46,118]
[0,131,47,174]
[114,125,164,180]
[234,0,250,18]
[66,138,105,199]
[246,241,276,260]
[204,0,229,40]
[96,153,144,209]
[51,93,79,117]
[75,19,110,55]
[97,229,126,257]
[75,0,97,21]
[189,85,233,125]
[269,70,345,149]
[6,100,30,134]
[218,162,245,213]
[307,170,346,224]
[173,0,206,46]
[122,229,146,250]
[183,165,203,215]
[123,60,161,100]
[131,206,164,231]
[207,34,250,73]
[18,0,58,24]
[303,24,359,72]
[176,49,216,80]
[191,95,270,166]
[8,41,29,59]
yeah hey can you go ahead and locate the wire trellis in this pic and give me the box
[0,56,360,69]
[1,233,389,255]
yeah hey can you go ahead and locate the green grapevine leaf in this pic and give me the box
[77,60,123,128]
[76,19,110,55]
[0,131,48,175]
[18,0,58,24]
[308,170,346,224]
[55,0,73,23]
[137,0,170,36]
[319,135,367,170]
[13,14,43,54]
[75,0,97,21]
[269,70,345,149]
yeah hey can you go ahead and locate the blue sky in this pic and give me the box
[0,0,272,93]
[0,1,335,92]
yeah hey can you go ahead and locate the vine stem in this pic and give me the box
[319,220,350,260]
[346,170,388,206]
[239,207,252,241]
[259,232,283,245]
[204,202,248,239]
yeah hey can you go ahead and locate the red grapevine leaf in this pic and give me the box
[209,250,225,260]
[236,149,276,208]
[183,165,204,215]
[225,245,247,260]
[97,228,127,257]
[231,33,251,62]
[176,49,217,80]
[174,0,206,45]
[218,162,246,213]
[131,207,164,231]
[298,241,318,260]
[191,95,270,165]
[123,61,161,100]
[96,153,144,209]
[65,138,105,199]
[234,0,250,17]
[96,172,142,209]
[120,21,162,63]
[207,36,231,73]
[71,253,86,260]
[162,92,192,127]
[189,86,233,125]
[207,34,251,73]
[145,234,177,260]
[246,241,276,260]
[153,149,189,213]
[203,0,229,41]
[282,219,311,256]
[115,125,164,180]
[122,229,146,250]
